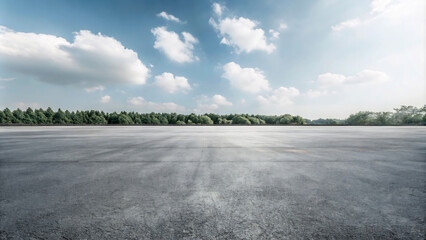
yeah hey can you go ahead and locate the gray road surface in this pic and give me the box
[0,126,425,239]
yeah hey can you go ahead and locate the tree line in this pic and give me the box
[344,105,426,125]
[0,105,424,125]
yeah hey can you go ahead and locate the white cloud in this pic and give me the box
[157,11,181,22]
[305,89,329,98]
[154,72,191,93]
[151,27,199,63]
[279,23,288,30]
[128,96,184,112]
[196,104,220,111]
[269,22,287,40]
[195,94,232,112]
[0,27,150,87]
[370,0,393,14]
[332,18,361,31]
[222,62,271,93]
[84,85,105,92]
[209,16,276,53]
[212,3,223,17]
[212,94,232,106]
[346,70,389,84]
[0,77,14,81]
[257,87,300,105]
[269,29,280,40]
[100,95,111,103]
[368,0,424,22]
[318,70,389,88]
[332,0,423,31]
[317,73,346,87]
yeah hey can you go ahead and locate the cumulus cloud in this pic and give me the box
[196,104,219,112]
[346,70,389,84]
[209,14,276,53]
[212,3,223,17]
[318,70,389,88]
[151,27,199,63]
[332,0,422,31]
[195,94,232,112]
[212,94,232,106]
[100,95,111,103]
[305,89,330,98]
[0,26,150,87]
[128,96,184,112]
[279,23,288,30]
[85,85,105,92]
[269,29,280,40]
[222,62,271,93]
[317,73,346,87]
[332,18,361,31]
[157,11,180,22]
[257,87,300,105]
[370,0,393,14]
[154,72,191,93]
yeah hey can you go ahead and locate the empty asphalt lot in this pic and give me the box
[0,126,425,239]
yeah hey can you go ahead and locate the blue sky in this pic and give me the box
[0,0,424,118]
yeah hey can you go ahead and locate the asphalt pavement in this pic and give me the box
[0,126,425,239]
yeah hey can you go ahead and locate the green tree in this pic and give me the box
[278,114,293,125]
[108,112,120,124]
[0,110,7,124]
[375,112,392,125]
[44,107,54,124]
[292,116,306,125]
[71,111,84,124]
[151,117,161,125]
[393,106,421,124]
[232,115,251,125]
[140,114,152,124]
[346,111,373,125]
[177,114,186,123]
[207,113,220,124]
[168,113,178,124]
[158,115,169,125]
[2,108,15,123]
[34,109,48,124]
[64,110,72,124]
[12,109,24,123]
[23,108,36,124]
[188,113,199,124]
[90,112,107,124]
[118,114,133,124]
[199,115,213,125]
[52,108,67,124]
[247,116,260,125]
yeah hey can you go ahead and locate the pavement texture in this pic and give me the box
[0,126,425,239]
